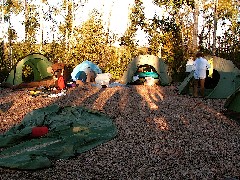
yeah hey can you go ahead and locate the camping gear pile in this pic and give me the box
[50,62,70,90]
[131,64,160,85]
[95,73,112,87]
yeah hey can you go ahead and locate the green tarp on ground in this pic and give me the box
[120,54,171,86]
[178,56,240,99]
[0,105,117,170]
[4,53,53,86]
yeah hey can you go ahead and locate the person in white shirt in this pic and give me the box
[193,52,211,97]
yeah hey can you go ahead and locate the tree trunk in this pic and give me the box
[192,0,199,53]
[24,0,28,41]
[1,0,3,24]
[212,0,218,55]
[8,24,12,67]
[39,0,44,52]
[1,0,4,69]
[65,0,69,49]
[69,0,74,52]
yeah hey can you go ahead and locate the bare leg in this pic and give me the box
[193,79,199,97]
[199,78,205,97]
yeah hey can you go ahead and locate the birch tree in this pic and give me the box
[193,0,199,53]
[3,0,21,67]
[212,0,218,55]
[24,0,28,41]
[39,0,46,52]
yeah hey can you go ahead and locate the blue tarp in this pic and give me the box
[71,60,102,81]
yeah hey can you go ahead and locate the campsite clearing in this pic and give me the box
[0,84,240,179]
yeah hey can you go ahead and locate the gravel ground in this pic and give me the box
[0,84,240,180]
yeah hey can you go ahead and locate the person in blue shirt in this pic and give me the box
[193,51,211,97]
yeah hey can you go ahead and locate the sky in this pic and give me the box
[88,0,164,46]
[1,0,232,47]
[1,0,165,46]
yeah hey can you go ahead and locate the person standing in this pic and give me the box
[193,52,211,97]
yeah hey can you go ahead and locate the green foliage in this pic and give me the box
[11,42,37,61]
[4,0,22,14]
[146,14,185,77]
[153,0,194,8]
[74,13,107,67]
[120,0,146,49]
[217,0,238,20]
[146,15,163,55]
[103,47,134,80]
[7,28,17,42]
[59,1,73,40]
[25,5,40,43]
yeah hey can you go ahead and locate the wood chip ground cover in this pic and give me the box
[0,84,239,179]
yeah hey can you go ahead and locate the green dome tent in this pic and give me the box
[224,87,240,113]
[120,54,171,86]
[178,56,240,99]
[4,53,53,86]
